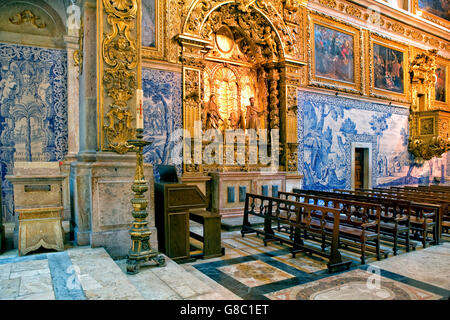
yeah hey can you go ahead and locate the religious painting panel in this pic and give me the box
[307,12,362,94]
[142,0,156,47]
[413,0,450,27]
[142,0,164,60]
[367,34,410,103]
[434,56,449,109]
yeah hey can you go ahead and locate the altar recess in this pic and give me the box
[177,1,306,216]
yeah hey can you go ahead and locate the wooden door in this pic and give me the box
[355,148,364,189]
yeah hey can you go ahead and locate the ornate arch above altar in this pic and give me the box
[177,0,307,174]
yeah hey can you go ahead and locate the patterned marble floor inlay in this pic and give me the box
[218,260,295,288]
[264,269,442,300]
[191,232,450,300]
[271,253,329,273]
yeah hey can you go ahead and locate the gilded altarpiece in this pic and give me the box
[178,0,307,174]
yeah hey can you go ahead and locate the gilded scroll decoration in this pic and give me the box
[408,49,450,161]
[9,10,46,29]
[101,0,139,154]
[73,19,84,74]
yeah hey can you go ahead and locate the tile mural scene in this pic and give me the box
[0,43,68,222]
[298,91,448,191]
[142,68,182,179]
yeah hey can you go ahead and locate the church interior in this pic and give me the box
[0,0,449,302]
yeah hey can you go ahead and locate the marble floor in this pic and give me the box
[0,230,449,300]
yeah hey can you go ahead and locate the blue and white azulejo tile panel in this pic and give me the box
[0,43,68,222]
[297,91,448,191]
[142,68,182,180]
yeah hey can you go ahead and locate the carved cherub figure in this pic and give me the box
[263,26,277,59]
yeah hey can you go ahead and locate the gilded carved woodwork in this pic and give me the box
[312,0,450,58]
[178,1,305,172]
[73,18,84,74]
[9,9,46,29]
[408,49,450,161]
[268,67,280,129]
[100,0,141,154]
[410,49,438,113]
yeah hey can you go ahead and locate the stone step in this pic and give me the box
[115,254,238,300]
[0,245,238,300]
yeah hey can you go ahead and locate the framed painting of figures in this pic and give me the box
[142,0,164,60]
[412,0,450,28]
[434,56,449,109]
[307,13,362,94]
[367,33,410,103]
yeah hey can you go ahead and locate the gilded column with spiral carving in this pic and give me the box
[268,67,280,129]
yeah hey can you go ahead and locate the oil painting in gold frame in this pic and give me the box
[307,12,362,94]
[367,33,410,103]
[434,56,449,110]
[142,0,164,60]
[412,0,450,29]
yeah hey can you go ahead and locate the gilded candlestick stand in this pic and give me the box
[126,128,165,274]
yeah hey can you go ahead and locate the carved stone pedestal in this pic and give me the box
[70,153,157,259]
[6,164,66,255]
[17,207,64,256]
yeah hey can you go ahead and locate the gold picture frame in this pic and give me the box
[412,0,450,30]
[142,0,165,61]
[367,32,410,103]
[307,11,362,94]
[434,55,450,111]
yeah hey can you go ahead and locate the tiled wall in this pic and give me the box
[142,68,182,180]
[298,91,449,191]
[0,43,68,222]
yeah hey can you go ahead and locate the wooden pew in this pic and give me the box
[241,193,352,272]
[385,187,450,237]
[278,191,385,263]
[356,187,447,241]
[290,189,412,255]
[338,189,440,247]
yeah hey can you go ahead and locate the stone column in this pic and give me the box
[64,34,80,160]
[61,29,81,222]
[78,0,98,162]
[70,0,97,245]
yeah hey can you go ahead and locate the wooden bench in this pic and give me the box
[339,188,440,248]
[282,191,409,256]
[242,193,352,272]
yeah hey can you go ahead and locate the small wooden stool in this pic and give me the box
[17,206,64,256]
